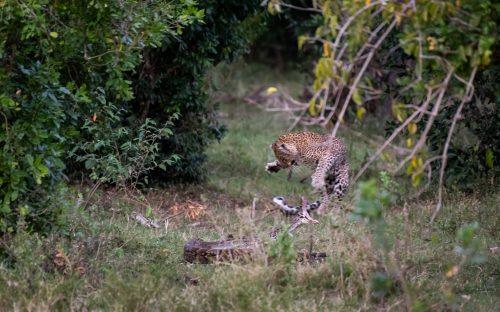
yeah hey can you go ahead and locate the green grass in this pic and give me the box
[1,62,499,311]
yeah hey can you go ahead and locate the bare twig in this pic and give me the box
[353,107,421,183]
[279,2,322,13]
[332,18,398,137]
[331,1,385,55]
[394,68,454,173]
[345,128,411,156]
[417,31,423,80]
[431,66,477,223]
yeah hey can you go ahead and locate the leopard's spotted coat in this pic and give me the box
[265,131,349,214]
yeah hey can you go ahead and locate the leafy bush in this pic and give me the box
[1,0,264,234]
[70,106,180,188]
[428,69,500,190]
[0,0,203,234]
[0,62,68,233]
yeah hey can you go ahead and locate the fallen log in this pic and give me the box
[183,237,259,264]
[183,237,327,264]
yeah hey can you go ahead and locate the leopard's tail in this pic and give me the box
[272,196,321,215]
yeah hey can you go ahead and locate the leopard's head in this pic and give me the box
[271,140,299,169]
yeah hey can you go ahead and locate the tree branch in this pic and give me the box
[431,66,477,223]
[331,19,397,137]
[394,69,454,173]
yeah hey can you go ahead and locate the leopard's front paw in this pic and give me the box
[265,161,281,173]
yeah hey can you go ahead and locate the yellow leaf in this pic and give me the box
[329,16,338,36]
[395,14,402,25]
[411,156,417,168]
[356,107,366,121]
[427,36,437,51]
[323,42,331,57]
[313,79,322,91]
[267,1,281,15]
[482,50,492,66]
[406,138,412,147]
[298,35,308,50]
[408,122,417,134]
[365,0,371,6]
[391,102,407,122]
[50,31,58,38]
[266,86,278,95]
[417,157,423,167]
[315,57,333,79]
[352,88,363,105]
[308,98,317,116]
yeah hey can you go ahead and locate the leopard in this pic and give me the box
[265,131,349,215]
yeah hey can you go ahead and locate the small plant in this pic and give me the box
[446,222,485,278]
[268,228,296,267]
[350,179,410,305]
[370,271,396,301]
[71,107,180,189]
[268,228,296,285]
[350,179,393,222]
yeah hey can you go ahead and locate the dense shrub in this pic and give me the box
[428,66,500,190]
[0,0,262,234]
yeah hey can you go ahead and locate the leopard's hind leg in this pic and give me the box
[332,163,349,200]
[320,162,349,213]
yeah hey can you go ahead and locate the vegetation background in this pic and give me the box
[0,0,498,311]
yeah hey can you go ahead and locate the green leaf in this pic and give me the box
[329,16,338,36]
[298,35,308,50]
[49,31,58,38]
[352,88,363,105]
[308,98,317,116]
[485,148,494,168]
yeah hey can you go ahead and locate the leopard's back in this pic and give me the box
[271,131,347,169]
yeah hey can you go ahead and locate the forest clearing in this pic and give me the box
[1,1,499,311]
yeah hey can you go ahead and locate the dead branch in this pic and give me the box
[345,128,411,156]
[431,66,477,223]
[278,2,322,13]
[331,19,397,137]
[394,68,454,173]
[353,111,416,183]
[331,0,385,56]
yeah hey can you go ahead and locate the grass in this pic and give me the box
[1,62,499,311]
